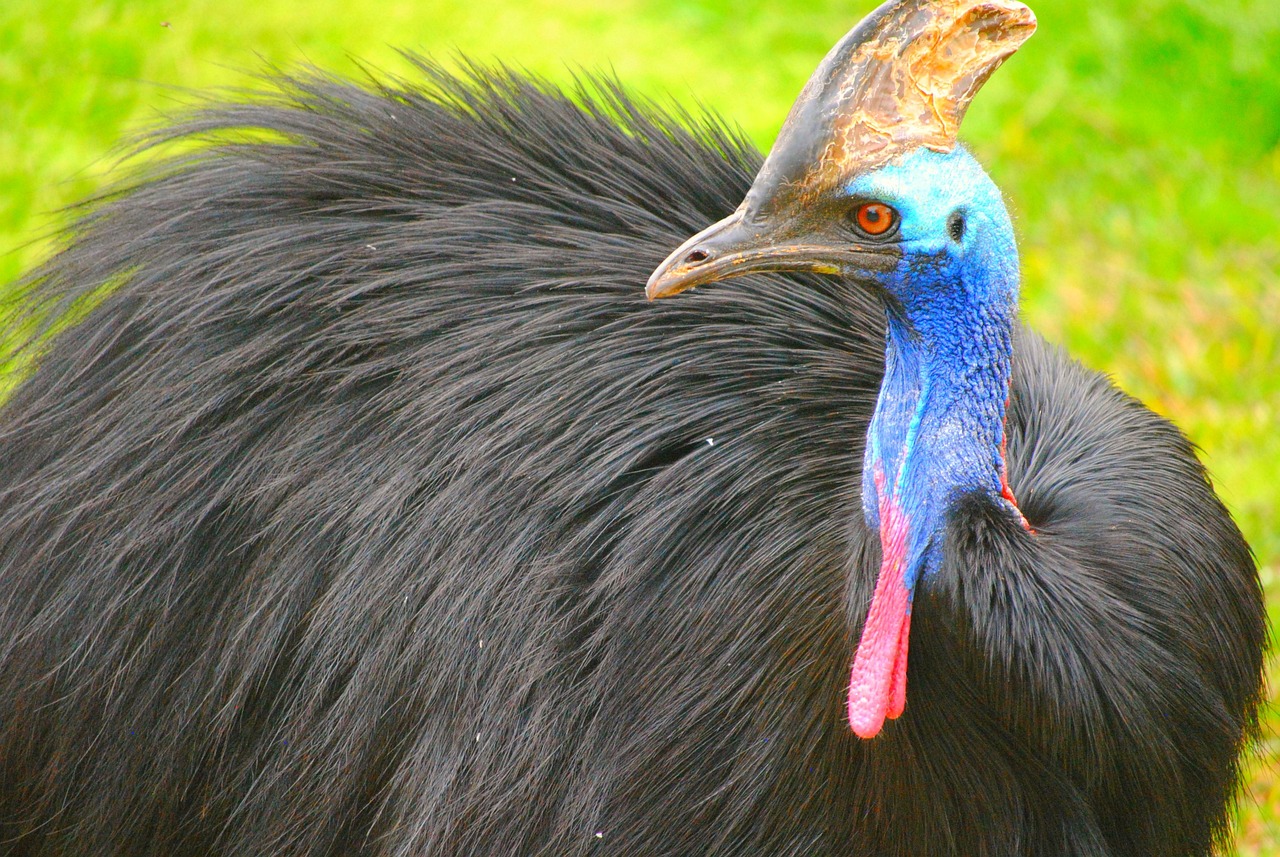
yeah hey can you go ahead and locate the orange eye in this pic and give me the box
[853,202,897,237]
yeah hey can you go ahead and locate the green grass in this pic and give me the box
[2,0,1278,850]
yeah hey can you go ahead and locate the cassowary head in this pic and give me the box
[648,0,1037,739]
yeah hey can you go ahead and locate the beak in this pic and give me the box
[645,208,897,300]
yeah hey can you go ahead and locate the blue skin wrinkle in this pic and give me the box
[848,147,1020,593]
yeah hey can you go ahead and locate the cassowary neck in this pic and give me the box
[865,295,1017,584]
[847,254,1020,738]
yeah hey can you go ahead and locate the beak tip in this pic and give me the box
[643,274,665,301]
[645,266,693,301]
[645,210,765,300]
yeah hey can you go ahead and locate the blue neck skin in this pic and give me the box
[848,148,1022,592]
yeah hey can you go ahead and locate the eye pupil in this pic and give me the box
[854,202,896,237]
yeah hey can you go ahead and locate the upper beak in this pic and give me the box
[646,208,896,300]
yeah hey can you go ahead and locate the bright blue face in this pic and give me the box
[844,146,1019,317]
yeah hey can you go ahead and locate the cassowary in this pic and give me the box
[0,0,1264,854]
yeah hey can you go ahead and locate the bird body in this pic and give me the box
[0,3,1264,855]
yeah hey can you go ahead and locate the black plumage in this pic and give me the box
[0,60,1264,856]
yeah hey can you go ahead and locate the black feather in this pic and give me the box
[0,59,1264,856]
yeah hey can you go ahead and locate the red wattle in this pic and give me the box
[1000,403,1034,533]
[847,486,912,739]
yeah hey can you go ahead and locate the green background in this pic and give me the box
[1,0,1277,850]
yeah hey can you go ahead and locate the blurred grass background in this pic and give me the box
[1,0,1276,850]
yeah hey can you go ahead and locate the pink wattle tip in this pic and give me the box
[847,565,911,738]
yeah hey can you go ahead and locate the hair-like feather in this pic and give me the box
[0,59,1264,856]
